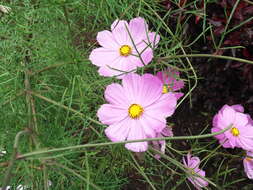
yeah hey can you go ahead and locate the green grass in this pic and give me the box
[1,0,253,189]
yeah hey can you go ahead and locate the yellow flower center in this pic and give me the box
[119,45,132,56]
[231,127,240,136]
[246,157,252,162]
[162,85,168,94]
[128,104,143,119]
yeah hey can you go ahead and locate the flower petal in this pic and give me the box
[172,80,185,91]
[125,120,148,152]
[105,117,131,142]
[238,136,253,151]
[243,157,253,179]
[105,83,130,106]
[89,47,120,67]
[139,114,166,137]
[234,112,249,128]
[130,46,153,66]
[145,92,177,117]
[211,126,225,141]
[129,17,148,44]
[146,32,160,48]
[193,170,208,188]
[188,156,200,169]
[97,30,119,49]
[111,20,130,45]
[221,105,236,126]
[97,104,128,125]
[231,104,244,113]
[122,73,162,106]
[97,56,130,78]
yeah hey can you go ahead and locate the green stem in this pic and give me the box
[158,54,253,65]
[62,4,72,36]
[51,162,102,190]
[217,0,240,49]
[18,126,230,159]
[2,130,30,190]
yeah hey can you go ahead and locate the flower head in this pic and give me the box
[97,73,177,152]
[243,151,253,179]
[211,104,253,150]
[183,153,208,190]
[89,17,160,78]
[156,69,184,99]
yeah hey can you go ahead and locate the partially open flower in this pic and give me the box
[152,125,173,159]
[97,73,177,152]
[156,69,184,99]
[243,151,253,179]
[183,153,208,190]
[212,104,253,151]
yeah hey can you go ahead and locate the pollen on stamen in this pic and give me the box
[162,85,168,94]
[231,127,240,136]
[119,45,132,56]
[128,104,143,119]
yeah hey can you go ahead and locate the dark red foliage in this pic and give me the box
[207,0,253,89]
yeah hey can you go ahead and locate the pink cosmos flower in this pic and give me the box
[97,73,177,152]
[152,126,173,159]
[183,153,208,190]
[243,151,253,179]
[156,69,184,99]
[89,17,160,78]
[211,104,253,150]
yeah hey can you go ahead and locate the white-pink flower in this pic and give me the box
[89,17,160,78]
[183,153,208,190]
[243,151,253,179]
[211,104,253,150]
[97,73,177,152]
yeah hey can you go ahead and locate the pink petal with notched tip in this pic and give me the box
[125,119,148,152]
[111,20,130,45]
[138,116,158,138]
[172,80,185,91]
[129,17,148,44]
[89,47,120,67]
[174,92,184,100]
[105,117,132,142]
[220,106,236,126]
[231,104,244,113]
[97,30,119,49]
[122,73,163,106]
